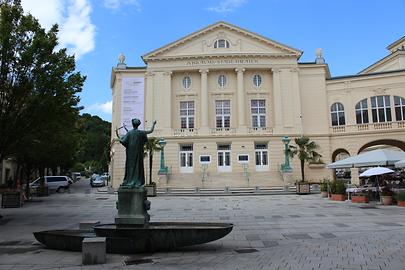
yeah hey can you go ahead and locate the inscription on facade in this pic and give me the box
[185,59,259,66]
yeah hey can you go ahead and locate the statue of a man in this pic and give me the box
[116,118,157,188]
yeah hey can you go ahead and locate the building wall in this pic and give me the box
[110,23,405,189]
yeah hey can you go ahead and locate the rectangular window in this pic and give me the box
[371,96,392,123]
[179,144,193,170]
[180,101,195,129]
[255,143,268,166]
[215,100,230,128]
[394,96,405,121]
[251,100,266,128]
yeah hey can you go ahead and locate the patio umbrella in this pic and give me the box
[327,149,405,169]
[359,167,394,177]
[395,159,405,168]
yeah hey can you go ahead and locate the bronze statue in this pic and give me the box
[116,118,157,188]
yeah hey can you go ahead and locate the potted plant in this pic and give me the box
[288,136,322,195]
[397,191,405,207]
[320,179,329,198]
[380,186,393,205]
[351,192,369,203]
[329,180,346,201]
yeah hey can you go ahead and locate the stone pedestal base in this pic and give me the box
[115,187,150,226]
[281,172,293,191]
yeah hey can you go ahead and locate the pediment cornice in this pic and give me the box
[146,52,297,62]
[142,21,302,62]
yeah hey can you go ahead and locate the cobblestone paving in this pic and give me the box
[1,187,405,269]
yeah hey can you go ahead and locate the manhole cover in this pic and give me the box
[234,248,258,254]
[124,258,153,265]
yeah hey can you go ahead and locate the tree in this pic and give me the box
[144,137,161,185]
[74,113,111,173]
[0,0,85,164]
[288,136,322,182]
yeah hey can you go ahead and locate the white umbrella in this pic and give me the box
[395,159,405,168]
[359,167,394,177]
[327,149,405,169]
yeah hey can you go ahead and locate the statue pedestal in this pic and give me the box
[115,187,150,226]
[281,172,293,191]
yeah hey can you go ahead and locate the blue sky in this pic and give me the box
[21,0,405,122]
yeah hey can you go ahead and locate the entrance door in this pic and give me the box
[217,144,231,172]
[180,144,193,173]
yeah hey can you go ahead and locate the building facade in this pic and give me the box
[110,21,405,189]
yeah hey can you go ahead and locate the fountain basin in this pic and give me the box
[34,222,233,254]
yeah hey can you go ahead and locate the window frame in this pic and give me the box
[371,95,392,123]
[355,98,369,124]
[394,96,405,121]
[251,99,266,128]
[330,102,346,126]
[252,74,262,87]
[182,76,192,89]
[180,101,195,129]
[215,100,231,128]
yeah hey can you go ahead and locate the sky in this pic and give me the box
[20,0,405,122]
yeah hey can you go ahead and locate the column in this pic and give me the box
[291,68,303,134]
[272,68,283,133]
[235,68,246,129]
[145,71,155,126]
[199,69,209,133]
[161,71,172,133]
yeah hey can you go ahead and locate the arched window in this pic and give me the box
[330,102,345,126]
[355,98,369,124]
[214,39,230,48]
[371,95,392,122]
[394,96,405,121]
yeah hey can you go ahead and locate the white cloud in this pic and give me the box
[103,0,141,11]
[86,101,113,115]
[21,0,96,59]
[207,0,247,13]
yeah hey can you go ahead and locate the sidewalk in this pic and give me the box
[1,190,405,269]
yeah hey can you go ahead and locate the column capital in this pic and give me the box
[145,71,155,77]
[235,68,245,73]
[290,68,299,73]
[199,69,209,74]
[163,71,172,76]
[271,68,281,73]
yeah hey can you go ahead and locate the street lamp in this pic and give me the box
[158,138,168,175]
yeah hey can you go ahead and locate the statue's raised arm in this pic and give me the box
[145,120,157,134]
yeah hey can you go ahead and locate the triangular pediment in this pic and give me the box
[142,21,302,62]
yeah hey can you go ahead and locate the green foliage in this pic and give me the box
[320,179,329,192]
[144,137,162,185]
[330,180,346,195]
[288,136,322,182]
[0,1,85,181]
[74,113,111,173]
[397,191,405,201]
[380,186,393,197]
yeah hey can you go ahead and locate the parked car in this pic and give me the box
[90,175,105,187]
[30,176,71,193]
[72,172,81,182]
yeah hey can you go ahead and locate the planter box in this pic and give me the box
[296,182,310,195]
[1,191,23,208]
[321,191,328,198]
[330,194,346,201]
[145,184,157,197]
[397,200,405,207]
[351,195,369,203]
[381,196,392,205]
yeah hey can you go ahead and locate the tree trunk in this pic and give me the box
[300,159,305,182]
[149,152,153,185]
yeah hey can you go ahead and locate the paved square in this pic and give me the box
[1,189,405,269]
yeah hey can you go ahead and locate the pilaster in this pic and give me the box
[236,68,246,133]
[199,69,209,133]
[272,68,283,133]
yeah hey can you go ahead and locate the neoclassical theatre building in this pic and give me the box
[110,21,405,189]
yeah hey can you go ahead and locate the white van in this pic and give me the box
[30,176,71,193]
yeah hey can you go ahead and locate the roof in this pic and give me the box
[142,21,303,62]
[387,36,405,52]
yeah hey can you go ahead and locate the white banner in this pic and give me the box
[120,77,144,134]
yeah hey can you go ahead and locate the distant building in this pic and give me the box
[110,21,405,189]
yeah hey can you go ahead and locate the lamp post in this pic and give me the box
[158,138,168,175]
[281,136,292,172]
